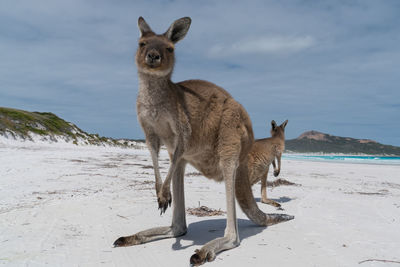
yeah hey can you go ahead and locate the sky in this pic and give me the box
[1,0,399,146]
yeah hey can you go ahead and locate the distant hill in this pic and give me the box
[0,107,143,148]
[285,130,400,156]
[3,107,399,155]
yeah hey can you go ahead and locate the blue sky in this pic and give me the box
[1,0,399,145]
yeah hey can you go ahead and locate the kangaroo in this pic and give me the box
[113,17,294,265]
[248,120,288,208]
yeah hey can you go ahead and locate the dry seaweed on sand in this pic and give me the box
[186,206,225,217]
[267,178,300,187]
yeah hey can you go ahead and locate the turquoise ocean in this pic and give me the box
[283,155,400,165]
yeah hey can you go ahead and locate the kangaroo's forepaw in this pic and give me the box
[273,170,280,177]
[158,190,172,214]
[113,235,142,247]
[190,249,216,266]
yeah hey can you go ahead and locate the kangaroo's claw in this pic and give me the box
[158,190,172,214]
[113,235,142,247]
[190,249,216,266]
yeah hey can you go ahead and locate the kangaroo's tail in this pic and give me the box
[235,163,294,226]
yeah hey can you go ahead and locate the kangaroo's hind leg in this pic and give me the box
[190,159,240,266]
[261,165,281,208]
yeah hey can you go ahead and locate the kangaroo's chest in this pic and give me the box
[138,100,174,126]
[137,101,167,122]
[136,82,191,152]
[137,83,173,120]
[137,95,178,150]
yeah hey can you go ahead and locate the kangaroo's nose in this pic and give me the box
[146,50,161,64]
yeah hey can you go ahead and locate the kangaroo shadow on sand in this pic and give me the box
[172,218,266,251]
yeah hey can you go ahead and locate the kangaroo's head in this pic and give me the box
[270,120,288,139]
[136,17,191,77]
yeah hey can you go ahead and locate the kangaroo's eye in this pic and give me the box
[139,42,146,47]
[167,47,174,53]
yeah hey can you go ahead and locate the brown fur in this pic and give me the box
[113,17,294,266]
[248,120,288,207]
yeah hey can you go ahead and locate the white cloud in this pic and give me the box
[209,35,315,57]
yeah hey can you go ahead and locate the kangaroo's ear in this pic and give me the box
[281,120,288,129]
[138,17,153,37]
[271,120,277,130]
[164,17,191,43]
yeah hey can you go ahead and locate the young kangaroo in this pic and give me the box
[113,17,294,265]
[248,120,288,208]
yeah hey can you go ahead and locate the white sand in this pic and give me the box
[1,141,399,266]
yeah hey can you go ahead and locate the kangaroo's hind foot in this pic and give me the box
[261,197,282,208]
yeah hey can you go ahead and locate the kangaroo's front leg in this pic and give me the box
[113,160,187,247]
[145,133,163,195]
[157,143,184,214]
[190,160,240,266]
[271,159,277,175]
[273,154,281,177]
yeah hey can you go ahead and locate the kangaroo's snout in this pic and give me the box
[146,49,161,67]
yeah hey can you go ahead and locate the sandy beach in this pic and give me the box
[1,141,399,266]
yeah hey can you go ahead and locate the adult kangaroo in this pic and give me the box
[113,17,294,265]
